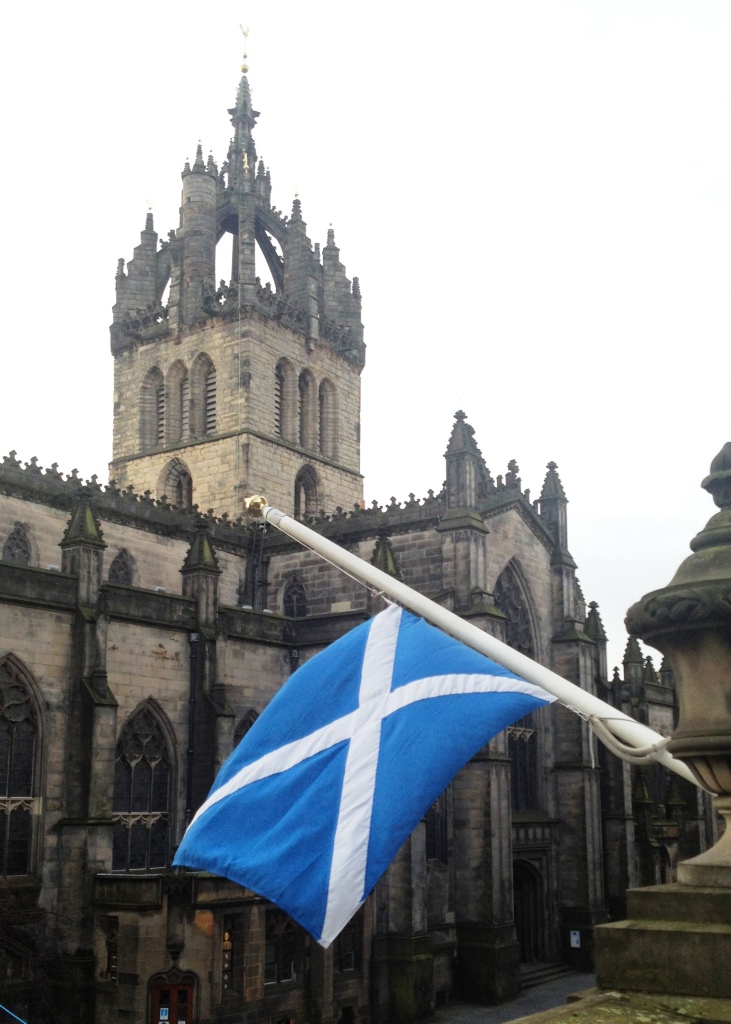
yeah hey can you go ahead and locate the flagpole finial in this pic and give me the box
[244,494,267,517]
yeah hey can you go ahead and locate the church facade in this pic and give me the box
[0,71,715,1024]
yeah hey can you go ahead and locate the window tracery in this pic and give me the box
[108,549,134,586]
[112,705,171,871]
[0,657,38,876]
[283,576,307,618]
[2,525,32,566]
[494,563,536,659]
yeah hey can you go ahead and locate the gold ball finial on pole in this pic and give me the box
[240,24,249,73]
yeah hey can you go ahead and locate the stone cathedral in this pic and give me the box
[0,67,716,1024]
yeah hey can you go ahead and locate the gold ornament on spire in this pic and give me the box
[240,24,249,73]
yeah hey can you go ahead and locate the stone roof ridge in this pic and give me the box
[308,488,447,527]
[0,452,255,541]
[540,461,567,501]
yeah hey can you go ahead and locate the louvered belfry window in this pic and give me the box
[180,377,190,439]
[274,364,284,436]
[156,383,166,445]
[0,658,37,877]
[112,707,170,871]
[205,368,216,434]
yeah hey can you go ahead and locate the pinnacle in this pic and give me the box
[623,635,644,664]
[445,410,483,459]
[540,462,567,501]
[585,600,607,641]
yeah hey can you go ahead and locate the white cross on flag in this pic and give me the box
[173,603,554,946]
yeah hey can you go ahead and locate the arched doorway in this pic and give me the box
[513,860,546,964]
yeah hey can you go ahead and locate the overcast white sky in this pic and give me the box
[0,1,728,672]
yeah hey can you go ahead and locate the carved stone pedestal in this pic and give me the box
[595,882,731,998]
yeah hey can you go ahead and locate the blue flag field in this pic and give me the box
[173,603,554,946]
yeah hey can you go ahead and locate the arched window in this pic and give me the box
[190,353,216,438]
[166,361,189,444]
[494,561,537,659]
[112,704,172,871]
[508,715,539,811]
[2,524,32,566]
[283,576,307,618]
[298,370,317,450]
[0,656,39,877]
[140,366,165,450]
[233,709,259,749]
[158,458,193,509]
[205,366,216,434]
[275,359,297,442]
[264,910,305,985]
[318,378,338,459]
[108,549,134,586]
[293,465,318,520]
[425,788,449,864]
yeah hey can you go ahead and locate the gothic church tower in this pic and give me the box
[109,72,365,517]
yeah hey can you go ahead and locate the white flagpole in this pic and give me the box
[246,498,704,791]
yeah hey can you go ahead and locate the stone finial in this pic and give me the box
[702,441,731,510]
[180,522,221,575]
[370,535,403,581]
[193,143,206,172]
[144,211,154,233]
[444,410,482,458]
[642,655,658,684]
[352,276,361,300]
[116,258,125,279]
[623,636,644,665]
[291,195,302,221]
[182,157,191,177]
[540,461,567,501]
[585,600,608,641]
[207,152,217,175]
[326,226,336,248]
[61,498,106,549]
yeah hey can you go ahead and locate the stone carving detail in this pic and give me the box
[626,584,731,637]
[121,301,170,340]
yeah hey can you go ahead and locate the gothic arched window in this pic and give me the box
[108,549,134,586]
[425,788,449,864]
[507,715,539,811]
[283,576,307,618]
[0,656,39,876]
[233,709,259,749]
[159,458,193,509]
[275,359,297,442]
[190,353,216,438]
[264,910,305,985]
[140,366,165,450]
[294,466,318,520]
[2,525,32,566]
[205,366,217,435]
[494,562,536,659]
[112,704,172,871]
[166,361,189,444]
[298,370,317,450]
[318,378,338,459]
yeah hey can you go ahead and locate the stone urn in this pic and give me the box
[625,441,731,886]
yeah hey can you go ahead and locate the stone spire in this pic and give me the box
[444,411,489,511]
[585,601,607,642]
[227,74,258,192]
[538,461,569,549]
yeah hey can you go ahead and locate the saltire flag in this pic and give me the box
[173,603,555,947]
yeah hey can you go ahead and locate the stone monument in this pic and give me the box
[595,442,731,996]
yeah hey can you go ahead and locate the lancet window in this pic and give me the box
[0,656,39,877]
[318,378,337,459]
[112,705,171,871]
[264,910,305,984]
[294,466,318,520]
[283,576,307,618]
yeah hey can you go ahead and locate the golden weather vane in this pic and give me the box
[240,24,249,73]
